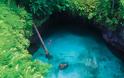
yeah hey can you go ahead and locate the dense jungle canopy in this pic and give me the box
[0,0,124,78]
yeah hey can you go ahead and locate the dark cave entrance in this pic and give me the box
[28,12,124,62]
[28,12,103,55]
[28,12,124,78]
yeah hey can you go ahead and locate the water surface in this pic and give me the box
[33,29,124,78]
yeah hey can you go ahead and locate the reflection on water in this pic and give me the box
[33,31,124,78]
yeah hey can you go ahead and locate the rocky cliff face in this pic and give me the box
[95,24,124,60]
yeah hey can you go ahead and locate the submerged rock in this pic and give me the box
[46,53,53,59]
[59,63,68,70]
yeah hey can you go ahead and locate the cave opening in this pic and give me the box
[28,12,124,78]
[28,12,103,55]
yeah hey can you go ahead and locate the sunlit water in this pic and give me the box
[33,30,124,78]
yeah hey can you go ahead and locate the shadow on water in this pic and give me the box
[29,12,124,78]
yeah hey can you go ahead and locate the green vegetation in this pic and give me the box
[0,3,50,78]
[119,0,124,26]
[0,0,124,78]
[16,0,124,30]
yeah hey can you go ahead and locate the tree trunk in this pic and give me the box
[33,23,50,57]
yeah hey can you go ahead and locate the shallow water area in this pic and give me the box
[33,29,124,78]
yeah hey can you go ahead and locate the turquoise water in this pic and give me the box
[33,30,124,78]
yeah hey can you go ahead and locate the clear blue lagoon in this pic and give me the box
[33,28,124,78]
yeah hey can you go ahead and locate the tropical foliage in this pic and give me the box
[119,0,124,26]
[16,0,124,30]
[1,0,124,78]
[0,3,50,78]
